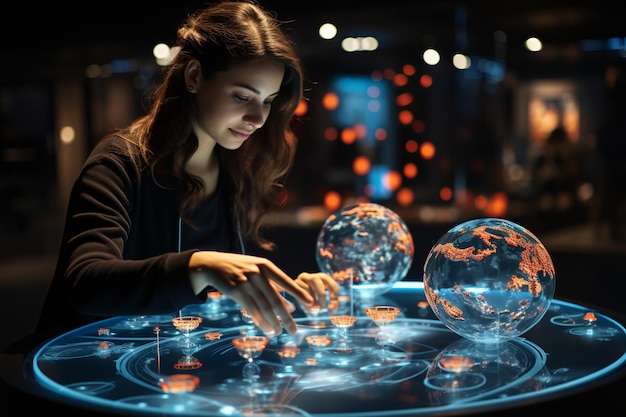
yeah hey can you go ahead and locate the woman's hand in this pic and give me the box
[292,272,339,309]
[189,251,314,336]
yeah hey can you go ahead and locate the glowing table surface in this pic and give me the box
[16,282,626,416]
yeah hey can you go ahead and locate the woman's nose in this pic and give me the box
[243,106,266,128]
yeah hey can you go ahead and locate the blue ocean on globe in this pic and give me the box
[423,217,556,344]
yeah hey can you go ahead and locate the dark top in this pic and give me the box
[36,135,243,339]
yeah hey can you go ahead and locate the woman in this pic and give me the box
[36,0,338,340]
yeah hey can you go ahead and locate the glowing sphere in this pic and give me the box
[316,203,414,300]
[423,218,555,344]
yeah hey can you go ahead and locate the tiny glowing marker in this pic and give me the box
[584,312,597,323]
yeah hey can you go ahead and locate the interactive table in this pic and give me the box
[9,282,626,416]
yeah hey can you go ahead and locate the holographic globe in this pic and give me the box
[423,218,556,344]
[316,203,414,300]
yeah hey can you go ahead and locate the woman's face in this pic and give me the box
[192,57,285,150]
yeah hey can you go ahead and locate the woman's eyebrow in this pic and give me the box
[234,83,280,97]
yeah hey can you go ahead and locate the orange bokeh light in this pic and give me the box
[440,186,453,201]
[324,190,342,212]
[403,64,416,76]
[396,187,414,206]
[341,128,357,144]
[384,170,402,191]
[396,92,414,107]
[405,140,418,153]
[398,110,413,125]
[353,156,371,176]
[403,163,418,178]
[474,194,488,210]
[393,73,408,87]
[484,192,508,217]
[420,74,433,88]
[295,99,308,116]
[322,92,340,111]
[420,141,436,159]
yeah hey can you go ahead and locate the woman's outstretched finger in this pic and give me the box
[258,263,314,307]
[247,273,298,335]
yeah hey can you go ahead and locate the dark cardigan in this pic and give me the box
[36,135,243,338]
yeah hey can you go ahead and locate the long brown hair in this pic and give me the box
[118,0,303,250]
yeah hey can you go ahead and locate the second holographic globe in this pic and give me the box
[316,203,414,300]
[423,217,556,344]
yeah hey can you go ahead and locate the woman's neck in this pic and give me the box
[187,120,220,198]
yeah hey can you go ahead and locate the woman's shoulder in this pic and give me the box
[86,135,143,166]
[91,135,140,155]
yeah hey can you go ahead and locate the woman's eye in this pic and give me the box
[234,94,248,103]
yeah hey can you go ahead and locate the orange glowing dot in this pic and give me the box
[393,73,408,86]
[420,74,433,88]
[417,301,429,309]
[396,187,414,206]
[584,312,597,322]
[440,186,453,201]
[419,141,436,159]
[323,190,342,212]
[322,92,339,111]
[403,162,418,178]
[405,140,418,153]
[341,128,357,144]
[398,109,414,125]
[98,341,110,350]
[474,194,488,210]
[384,170,402,190]
[396,92,414,107]
[485,192,508,217]
[294,99,308,116]
[403,64,416,76]
[353,156,371,176]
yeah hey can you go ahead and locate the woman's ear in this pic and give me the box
[184,59,202,93]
